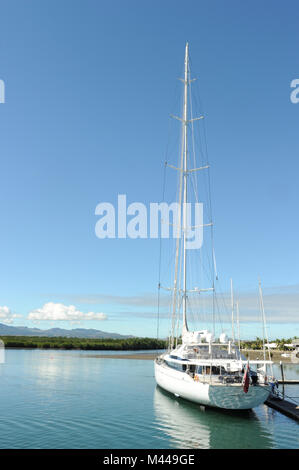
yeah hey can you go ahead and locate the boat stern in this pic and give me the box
[208,383,270,410]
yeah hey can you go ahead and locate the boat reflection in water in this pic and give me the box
[153,386,274,449]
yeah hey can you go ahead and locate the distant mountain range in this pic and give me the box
[0,323,132,339]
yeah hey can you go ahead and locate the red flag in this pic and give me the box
[243,361,250,393]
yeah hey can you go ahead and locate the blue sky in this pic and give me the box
[0,0,298,339]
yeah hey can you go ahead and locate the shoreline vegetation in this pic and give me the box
[0,335,297,356]
[0,336,167,350]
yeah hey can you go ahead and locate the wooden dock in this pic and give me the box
[277,379,299,384]
[265,396,299,422]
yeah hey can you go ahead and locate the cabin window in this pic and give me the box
[165,360,186,372]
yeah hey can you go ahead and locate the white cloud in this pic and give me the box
[28,302,107,323]
[0,306,22,324]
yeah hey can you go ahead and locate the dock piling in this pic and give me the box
[280,361,285,399]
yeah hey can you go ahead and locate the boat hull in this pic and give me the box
[154,361,270,410]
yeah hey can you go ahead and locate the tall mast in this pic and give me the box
[258,279,266,362]
[182,42,189,335]
[236,301,241,353]
[258,279,273,376]
[230,278,235,342]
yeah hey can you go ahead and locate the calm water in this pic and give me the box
[0,349,298,449]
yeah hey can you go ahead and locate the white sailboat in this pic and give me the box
[154,43,273,410]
